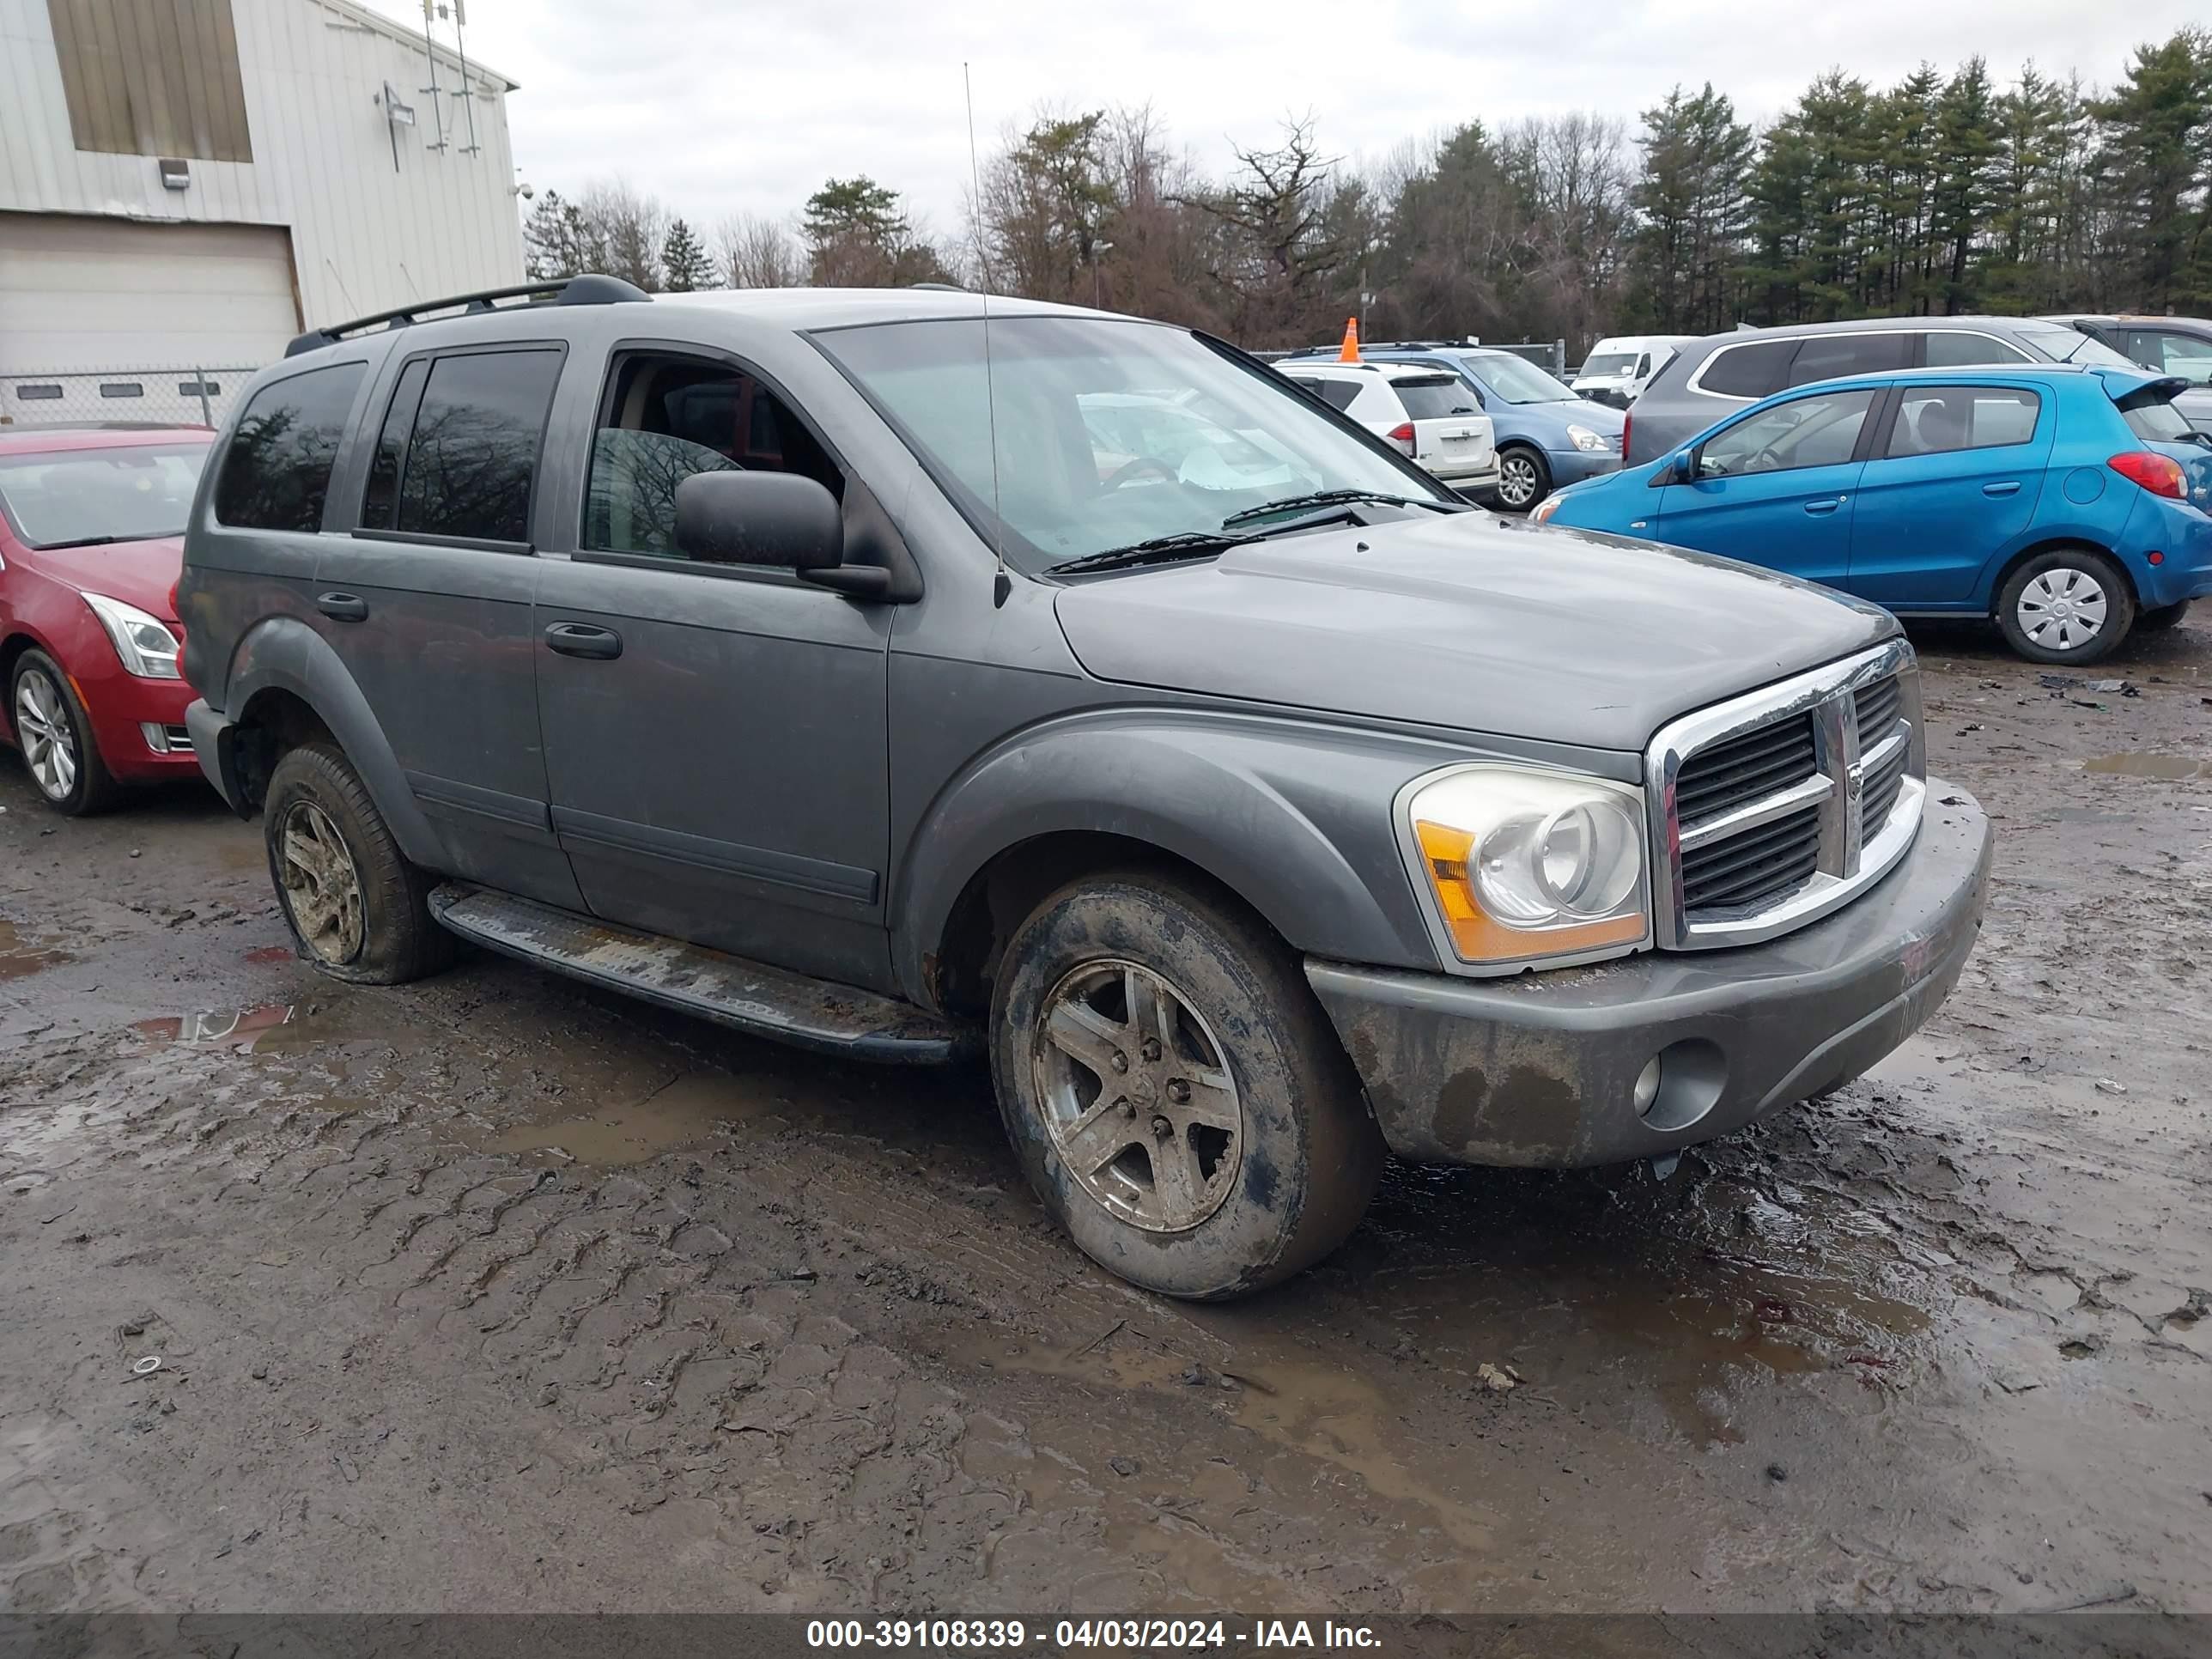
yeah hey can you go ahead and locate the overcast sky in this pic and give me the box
[368,0,2205,239]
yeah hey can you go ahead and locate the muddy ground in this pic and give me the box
[1,623,2208,1620]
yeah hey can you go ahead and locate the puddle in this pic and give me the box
[468,1067,781,1166]
[132,1005,296,1051]
[945,1328,1498,1553]
[0,921,70,982]
[2082,753,2210,781]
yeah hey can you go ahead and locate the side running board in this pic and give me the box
[428,884,975,1065]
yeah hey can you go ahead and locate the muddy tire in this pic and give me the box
[2136,599,2191,633]
[10,649,120,817]
[263,742,454,985]
[989,869,1385,1300]
[1996,548,2136,665]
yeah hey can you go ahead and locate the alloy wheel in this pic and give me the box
[14,669,78,802]
[276,800,367,964]
[1496,453,1540,509]
[1030,957,1243,1233]
[2017,567,2108,653]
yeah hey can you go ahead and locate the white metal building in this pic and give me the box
[0,0,526,423]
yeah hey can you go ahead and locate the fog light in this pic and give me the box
[1632,1055,1662,1117]
[139,721,172,754]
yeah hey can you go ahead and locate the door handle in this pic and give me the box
[1802,498,1842,515]
[544,621,623,660]
[1983,481,2022,497]
[315,592,368,623]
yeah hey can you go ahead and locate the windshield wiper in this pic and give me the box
[30,534,136,550]
[1219,488,1458,527]
[1048,532,1252,575]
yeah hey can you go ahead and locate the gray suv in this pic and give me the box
[178,276,1992,1299]
[1626,315,2137,465]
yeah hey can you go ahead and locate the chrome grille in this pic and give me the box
[1680,802,1823,913]
[1648,641,1925,950]
[1674,713,1818,825]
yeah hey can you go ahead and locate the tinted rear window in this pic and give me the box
[1697,339,1796,398]
[1394,379,1480,419]
[214,362,366,532]
[1787,332,1911,386]
[1291,377,1362,413]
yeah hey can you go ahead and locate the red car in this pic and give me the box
[0,424,213,814]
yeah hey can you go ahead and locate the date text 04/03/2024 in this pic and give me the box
[804,1619,1384,1649]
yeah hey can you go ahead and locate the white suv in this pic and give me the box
[1279,362,1499,494]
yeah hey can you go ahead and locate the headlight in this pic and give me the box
[82,592,182,679]
[1529,495,1563,525]
[1400,765,1649,969]
[1565,423,1608,453]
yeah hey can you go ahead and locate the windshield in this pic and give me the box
[1579,353,1638,380]
[2014,324,2133,369]
[0,442,208,548]
[1462,352,1577,404]
[815,317,1447,572]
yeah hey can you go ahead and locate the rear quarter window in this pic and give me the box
[213,362,367,532]
[1696,339,1796,399]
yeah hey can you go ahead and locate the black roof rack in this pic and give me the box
[283,273,650,358]
[910,282,968,293]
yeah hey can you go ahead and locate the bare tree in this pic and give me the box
[715,212,803,289]
[574,179,669,291]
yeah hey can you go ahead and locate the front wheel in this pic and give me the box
[989,869,1385,1299]
[1492,445,1553,513]
[1996,549,2136,665]
[264,742,455,984]
[10,649,119,816]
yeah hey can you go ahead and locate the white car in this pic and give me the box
[1571,334,1695,409]
[1278,361,1499,494]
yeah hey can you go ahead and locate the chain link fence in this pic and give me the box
[0,367,259,431]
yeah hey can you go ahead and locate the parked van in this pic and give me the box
[1572,336,1693,409]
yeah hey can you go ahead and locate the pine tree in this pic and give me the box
[522,189,590,281]
[1629,85,1753,331]
[660,217,713,291]
[2089,29,2211,309]
[1930,58,2002,312]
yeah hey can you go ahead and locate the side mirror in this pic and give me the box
[675,471,842,572]
[1652,448,1693,485]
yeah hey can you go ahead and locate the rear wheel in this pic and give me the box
[1996,548,2136,665]
[988,869,1385,1299]
[264,742,454,984]
[2136,599,2191,633]
[10,650,119,817]
[1492,445,1552,513]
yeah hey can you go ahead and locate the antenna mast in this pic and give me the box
[964,63,1009,609]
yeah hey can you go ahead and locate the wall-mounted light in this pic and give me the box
[159,157,190,191]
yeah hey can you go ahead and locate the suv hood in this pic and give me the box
[1052,514,1896,752]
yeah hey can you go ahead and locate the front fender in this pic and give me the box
[224,614,444,867]
[891,708,1476,1004]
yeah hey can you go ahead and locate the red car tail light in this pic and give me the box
[1387,422,1414,454]
[2107,451,2186,500]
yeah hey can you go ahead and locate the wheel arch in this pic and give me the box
[896,711,1446,1014]
[218,614,444,864]
[1984,535,2140,618]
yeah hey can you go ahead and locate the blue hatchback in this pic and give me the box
[1536,364,2212,664]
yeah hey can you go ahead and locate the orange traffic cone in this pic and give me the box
[1338,317,1361,362]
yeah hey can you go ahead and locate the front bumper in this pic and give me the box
[1306,783,1991,1168]
[1545,447,1623,489]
